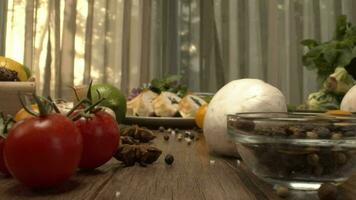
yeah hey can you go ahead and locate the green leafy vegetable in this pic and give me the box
[323,67,356,95]
[306,90,340,111]
[301,15,356,82]
[149,75,188,97]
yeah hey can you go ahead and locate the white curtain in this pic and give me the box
[210,0,356,104]
[3,0,356,104]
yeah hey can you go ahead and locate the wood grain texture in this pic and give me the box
[0,130,354,200]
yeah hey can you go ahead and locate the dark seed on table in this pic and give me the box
[164,135,170,141]
[331,133,343,140]
[189,134,195,140]
[275,185,289,198]
[159,126,165,132]
[307,153,319,166]
[234,120,255,131]
[318,183,338,200]
[187,139,192,145]
[165,154,174,165]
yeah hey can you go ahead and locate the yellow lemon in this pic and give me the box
[195,104,208,128]
[0,56,28,81]
[14,105,38,122]
[325,110,352,116]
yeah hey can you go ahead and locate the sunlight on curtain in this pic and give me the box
[74,1,88,86]
[4,0,356,104]
[5,0,25,63]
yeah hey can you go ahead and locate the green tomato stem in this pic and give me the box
[18,94,39,117]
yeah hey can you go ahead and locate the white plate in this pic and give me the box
[124,116,196,128]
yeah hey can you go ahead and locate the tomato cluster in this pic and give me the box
[0,96,120,188]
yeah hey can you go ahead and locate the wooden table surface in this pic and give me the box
[0,130,355,200]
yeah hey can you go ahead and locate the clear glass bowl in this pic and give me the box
[227,112,356,190]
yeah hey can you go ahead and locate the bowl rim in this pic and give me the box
[227,112,356,147]
[229,112,356,122]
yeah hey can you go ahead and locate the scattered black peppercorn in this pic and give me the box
[164,135,170,141]
[165,154,174,165]
[318,183,338,200]
[189,133,195,140]
[159,126,165,132]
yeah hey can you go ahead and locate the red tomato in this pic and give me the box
[75,111,120,169]
[0,137,9,175]
[4,114,82,188]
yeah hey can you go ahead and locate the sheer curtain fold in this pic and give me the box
[4,0,356,104]
[0,0,7,56]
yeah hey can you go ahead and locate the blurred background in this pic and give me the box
[1,0,356,104]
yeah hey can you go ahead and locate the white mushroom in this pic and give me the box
[340,85,356,111]
[203,79,287,156]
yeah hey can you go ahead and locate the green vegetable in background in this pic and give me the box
[302,15,356,82]
[306,90,340,111]
[149,75,188,97]
[323,67,356,95]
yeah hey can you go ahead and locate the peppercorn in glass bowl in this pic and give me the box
[227,112,356,190]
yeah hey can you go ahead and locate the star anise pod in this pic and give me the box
[121,125,156,143]
[114,144,162,167]
[121,136,140,145]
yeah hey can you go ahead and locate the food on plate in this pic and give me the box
[90,83,127,123]
[127,90,158,116]
[203,79,287,156]
[4,95,83,188]
[0,56,29,81]
[153,92,182,117]
[340,84,356,111]
[178,95,207,118]
[127,75,211,119]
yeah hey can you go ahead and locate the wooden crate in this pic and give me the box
[0,82,36,115]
